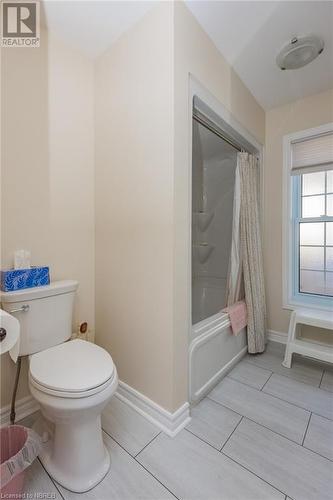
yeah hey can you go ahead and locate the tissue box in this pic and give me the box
[0,267,50,292]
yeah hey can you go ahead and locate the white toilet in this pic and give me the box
[1,280,118,492]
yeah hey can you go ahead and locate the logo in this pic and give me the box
[1,1,40,47]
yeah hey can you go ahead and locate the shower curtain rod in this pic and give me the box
[193,112,242,153]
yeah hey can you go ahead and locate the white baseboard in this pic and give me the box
[267,329,287,344]
[115,381,191,437]
[0,395,39,427]
[0,384,191,438]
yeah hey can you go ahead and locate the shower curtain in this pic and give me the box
[226,165,242,306]
[226,152,266,354]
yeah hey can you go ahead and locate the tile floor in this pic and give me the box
[19,342,333,500]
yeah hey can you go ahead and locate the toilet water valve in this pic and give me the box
[76,322,88,340]
[80,322,88,335]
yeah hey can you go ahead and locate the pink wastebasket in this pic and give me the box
[0,425,41,497]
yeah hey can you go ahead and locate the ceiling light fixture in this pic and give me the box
[276,35,324,70]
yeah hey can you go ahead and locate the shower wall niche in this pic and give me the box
[192,119,237,325]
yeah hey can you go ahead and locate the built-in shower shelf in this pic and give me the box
[193,243,214,264]
[194,211,214,232]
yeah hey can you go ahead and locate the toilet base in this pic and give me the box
[40,435,110,493]
[29,368,118,493]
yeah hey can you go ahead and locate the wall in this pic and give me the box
[1,1,266,414]
[1,29,95,408]
[172,1,265,409]
[95,3,175,411]
[95,2,265,413]
[264,88,333,336]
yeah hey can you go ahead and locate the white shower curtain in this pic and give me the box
[226,166,242,306]
[226,152,266,353]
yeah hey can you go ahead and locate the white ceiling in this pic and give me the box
[186,1,333,110]
[42,1,154,59]
[42,1,333,109]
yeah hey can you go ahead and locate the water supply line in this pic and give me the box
[10,356,22,424]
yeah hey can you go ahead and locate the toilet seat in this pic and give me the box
[29,372,116,398]
[29,339,115,398]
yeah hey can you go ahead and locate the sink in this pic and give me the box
[0,309,20,356]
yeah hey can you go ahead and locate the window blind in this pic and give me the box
[291,132,333,175]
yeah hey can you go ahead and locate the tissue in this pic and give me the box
[14,250,31,270]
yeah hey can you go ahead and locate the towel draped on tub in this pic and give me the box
[223,300,247,336]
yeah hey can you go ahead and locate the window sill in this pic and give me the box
[283,295,333,312]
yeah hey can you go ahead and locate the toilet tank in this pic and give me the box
[0,280,78,356]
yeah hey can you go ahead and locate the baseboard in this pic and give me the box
[0,385,191,438]
[0,395,39,427]
[267,329,287,344]
[115,381,191,437]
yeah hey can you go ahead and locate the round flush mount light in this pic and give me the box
[276,35,324,70]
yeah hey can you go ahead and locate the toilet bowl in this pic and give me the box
[29,339,118,492]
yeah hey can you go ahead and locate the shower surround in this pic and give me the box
[190,117,247,402]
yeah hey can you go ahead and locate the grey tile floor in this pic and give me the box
[20,342,333,500]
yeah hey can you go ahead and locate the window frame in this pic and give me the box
[282,123,333,311]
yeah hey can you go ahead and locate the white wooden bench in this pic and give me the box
[282,308,333,368]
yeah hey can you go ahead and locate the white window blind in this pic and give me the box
[291,132,333,175]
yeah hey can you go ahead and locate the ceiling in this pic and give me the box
[42,1,333,110]
[186,1,333,110]
[41,1,154,59]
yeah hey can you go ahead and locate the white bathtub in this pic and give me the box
[190,278,247,402]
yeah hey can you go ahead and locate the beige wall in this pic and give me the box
[95,3,175,410]
[1,30,95,407]
[95,1,265,412]
[172,2,265,408]
[264,89,333,336]
[0,1,283,415]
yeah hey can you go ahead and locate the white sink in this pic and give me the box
[0,309,20,356]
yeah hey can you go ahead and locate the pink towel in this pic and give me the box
[223,301,247,336]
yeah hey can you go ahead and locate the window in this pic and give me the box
[283,125,333,310]
[297,171,333,296]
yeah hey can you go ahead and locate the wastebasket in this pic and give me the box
[0,425,41,497]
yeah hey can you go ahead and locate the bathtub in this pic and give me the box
[189,277,247,403]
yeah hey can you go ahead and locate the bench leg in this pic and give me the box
[282,311,297,369]
[282,349,293,368]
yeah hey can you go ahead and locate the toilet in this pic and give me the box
[1,280,118,493]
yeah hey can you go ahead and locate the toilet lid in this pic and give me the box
[29,339,115,393]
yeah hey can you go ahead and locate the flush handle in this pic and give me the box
[9,304,30,313]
